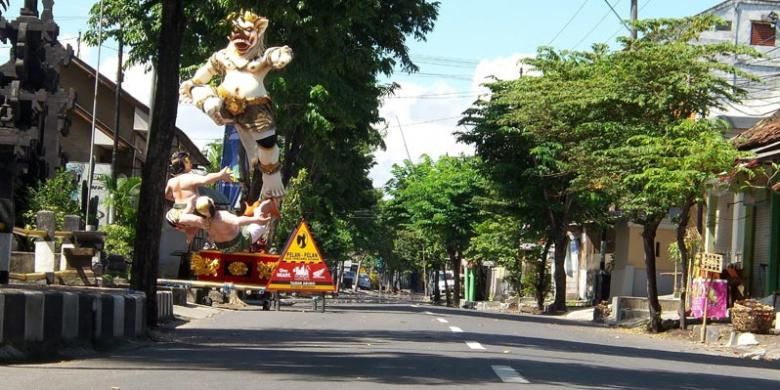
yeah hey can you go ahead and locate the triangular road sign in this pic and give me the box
[267,219,335,292]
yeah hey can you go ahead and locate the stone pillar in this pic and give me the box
[34,211,56,272]
[0,146,14,284]
[0,233,10,284]
[60,215,81,271]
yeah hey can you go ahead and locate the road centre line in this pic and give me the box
[436,317,448,323]
[424,311,434,315]
[449,326,463,333]
[465,341,485,350]
[491,365,530,384]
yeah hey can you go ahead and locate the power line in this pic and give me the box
[384,92,479,100]
[385,115,462,129]
[574,0,622,49]
[548,0,589,46]
[607,0,652,42]
[604,0,632,34]
[401,72,474,82]
[413,55,479,66]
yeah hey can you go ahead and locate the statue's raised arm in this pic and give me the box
[179,10,293,200]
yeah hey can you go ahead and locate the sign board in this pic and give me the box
[697,252,724,274]
[690,278,728,319]
[267,220,335,292]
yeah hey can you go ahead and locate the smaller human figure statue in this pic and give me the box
[164,152,235,243]
[193,196,275,252]
[179,10,293,200]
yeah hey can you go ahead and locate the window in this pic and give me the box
[715,20,732,31]
[751,22,775,46]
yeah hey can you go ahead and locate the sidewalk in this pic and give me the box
[560,307,780,362]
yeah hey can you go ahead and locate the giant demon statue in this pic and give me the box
[179,10,293,200]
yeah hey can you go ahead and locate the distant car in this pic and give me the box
[429,271,455,297]
[357,274,371,290]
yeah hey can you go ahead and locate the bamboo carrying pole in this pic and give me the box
[157,278,266,292]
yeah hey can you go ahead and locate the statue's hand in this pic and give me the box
[268,46,293,69]
[203,97,226,125]
[179,80,195,103]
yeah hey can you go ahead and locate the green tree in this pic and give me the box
[584,16,757,332]
[128,0,186,328]
[204,141,223,174]
[459,46,613,312]
[385,155,486,305]
[87,0,439,268]
[466,216,524,295]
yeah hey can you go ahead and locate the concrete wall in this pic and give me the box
[611,221,678,297]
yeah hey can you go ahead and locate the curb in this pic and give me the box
[0,287,146,359]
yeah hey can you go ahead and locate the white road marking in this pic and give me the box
[491,365,530,383]
[449,326,463,333]
[424,311,434,315]
[410,304,419,308]
[465,341,485,350]
[436,317,448,324]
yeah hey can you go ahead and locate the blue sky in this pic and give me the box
[4,0,724,186]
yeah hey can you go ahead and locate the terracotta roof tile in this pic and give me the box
[733,109,780,150]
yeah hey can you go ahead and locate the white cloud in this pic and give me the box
[369,53,535,188]
[471,53,536,90]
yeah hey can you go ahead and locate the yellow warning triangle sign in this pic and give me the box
[279,219,325,264]
[267,219,335,292]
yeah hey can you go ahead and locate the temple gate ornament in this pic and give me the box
[179,10,293,200]
[0,0,75,284]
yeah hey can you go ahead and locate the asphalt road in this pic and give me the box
[2,300,779,389]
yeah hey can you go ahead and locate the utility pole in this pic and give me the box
[111,30,124,183]
[630,0,638,40]
[108,30,124,224]
[85,0,105,229]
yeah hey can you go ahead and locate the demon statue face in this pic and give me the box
[228,10,268,58]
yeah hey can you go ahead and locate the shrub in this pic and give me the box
[22,169,81,229]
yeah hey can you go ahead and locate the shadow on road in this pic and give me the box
[12,303,779,388]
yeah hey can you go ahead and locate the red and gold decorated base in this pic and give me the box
[194,250,280,287]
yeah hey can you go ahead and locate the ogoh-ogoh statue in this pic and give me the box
[179,10,293,200]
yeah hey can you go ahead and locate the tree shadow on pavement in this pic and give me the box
[15,336,780,389]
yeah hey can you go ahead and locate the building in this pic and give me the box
[58,54,208,277]
[700,0,780,135]
[606,1,780,301]
[694,1,780,299]
[59,55,206,178]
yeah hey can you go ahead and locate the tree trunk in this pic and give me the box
[446,247,461,307]
[550,229,568,312]
[130,0,185,328]
[353,258,363,292]
[536,239,553,310]
[642,217,664,332]
[676,196,695,330]
[433,266,440,303]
